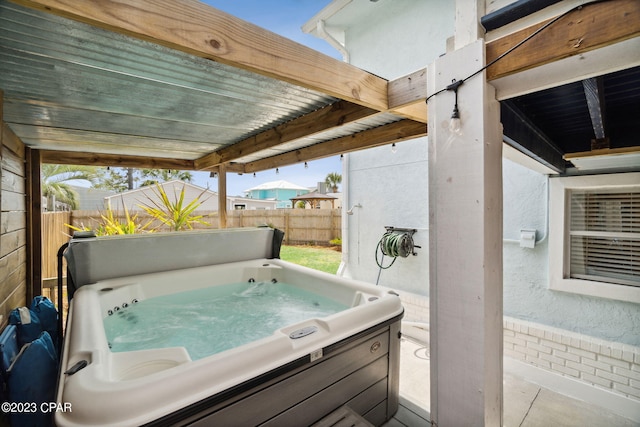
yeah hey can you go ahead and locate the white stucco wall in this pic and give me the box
[502,159,640,346]
[340,0,453,80]
[336,0,453,294]
[343,139,429,293]
[323,0,640,346]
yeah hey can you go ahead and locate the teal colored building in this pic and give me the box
[244,180,310,209]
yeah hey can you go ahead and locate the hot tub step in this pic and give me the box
[312,405,374,427]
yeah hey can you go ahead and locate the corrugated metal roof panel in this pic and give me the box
[0,0,337,159]
[233,112,404,163]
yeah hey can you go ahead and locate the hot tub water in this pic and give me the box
[103,281,348,360]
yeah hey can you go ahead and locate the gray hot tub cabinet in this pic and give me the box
[147,318,401,426]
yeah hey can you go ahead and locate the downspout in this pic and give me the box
[306,1,351,274]
[316,20,349,63]
[337,153,350,276]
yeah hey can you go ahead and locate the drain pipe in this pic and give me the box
[316,20,349,62]
[337,153,351,277]
[302,0,352,62]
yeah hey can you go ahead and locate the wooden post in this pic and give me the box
[427,39,503,426]
[26,148,43,302]
[1,90,3,249]
[284,210,290,245]
[217,164,227,229]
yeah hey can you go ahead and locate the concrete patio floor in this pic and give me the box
[386,334,638,427]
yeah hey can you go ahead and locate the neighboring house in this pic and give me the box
[306,0,640,419]
[68,185,116,211]
[42,186,116,212]
[244,180,310,209]
[105,180,276,212]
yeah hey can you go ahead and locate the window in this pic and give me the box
[549,173,640,303]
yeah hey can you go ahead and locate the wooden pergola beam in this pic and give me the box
[13,0,389,112]
[40,150,195,170]
[194,100,379,170]
[388,68,428,122]
[387,0,639,105]
[2,123,25,159]
[486,0,640,81]
[243,120,426,173]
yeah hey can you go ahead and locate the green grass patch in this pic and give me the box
[279,245,342,274]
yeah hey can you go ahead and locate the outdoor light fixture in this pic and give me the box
[447,79,463,135]
[449,105,461,134]
[425,2,590,138]
[304,162,308,169]
[276,168,279,174]
[391,143,397,154]
[253,173,256,178]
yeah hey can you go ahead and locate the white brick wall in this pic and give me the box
[397,291,429,324]
[393,296,640,402]
[504,317,640,401]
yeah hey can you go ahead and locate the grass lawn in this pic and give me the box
[279,245,342,274]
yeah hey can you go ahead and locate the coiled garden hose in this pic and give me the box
[380,231,415,259]
[375,230,416,282]
[375,228,419,285]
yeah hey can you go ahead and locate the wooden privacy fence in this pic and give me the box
[42,209,341,288]
[42,211,71,278]
[42,211,72,307]
[67,209,341,244]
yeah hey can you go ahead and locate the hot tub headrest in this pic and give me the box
[64,227,283,294]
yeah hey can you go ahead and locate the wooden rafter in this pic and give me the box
[486,0,640,80]
[387,0,640,104]
[13,0,389,112]
[2,123,25,158]
[388,68,428,122]
[17,0,634,175]
[564,146,640,160]
[243,120,426,173]
[40,150,195,170]
[194,100,379,170]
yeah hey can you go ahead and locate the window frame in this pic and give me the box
[548,172,640,303]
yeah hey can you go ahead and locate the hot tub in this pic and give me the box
[57,229,403,426]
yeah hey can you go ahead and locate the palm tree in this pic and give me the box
[325,172,342,193]
[139,169,194,187]
[41,164,100,209]
[93,168,194,192]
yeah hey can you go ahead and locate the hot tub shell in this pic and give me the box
[57,229,403,426]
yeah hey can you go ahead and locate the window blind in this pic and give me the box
[569,189,640,287]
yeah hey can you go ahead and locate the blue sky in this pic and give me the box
[192,0,343,196]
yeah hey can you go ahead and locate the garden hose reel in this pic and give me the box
[375,227,420,271]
